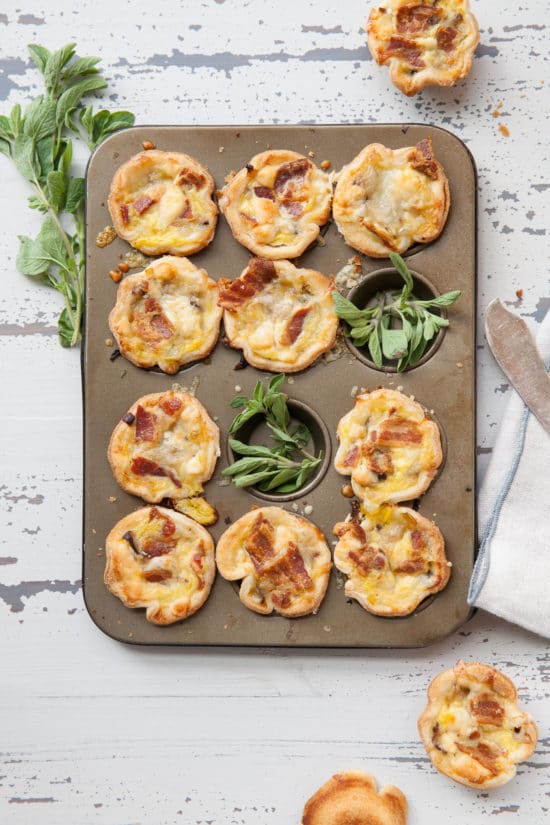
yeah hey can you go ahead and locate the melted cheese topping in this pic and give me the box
[108,390,220,503]
[334,388,442,512]
[216,506,332,617]
[333,505,450,615]
[108,150,218,255]
[367,1,480,96]
[220,259,338,372]
[104,506,215,625]
[333,141,449,257]
[219,150,332,259]
[419,661,538,788]
[108,256,222,373]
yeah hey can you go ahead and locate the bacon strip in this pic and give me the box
[120,204,130,224]
[130,456,182,488]
[409,138,439,180]
[411,530,426,551]
[363,445,394,477]
[437,25,458,52]
[246,514,276,571]
[281,199,303,217]
[160,395,183,416]
[176,169,205,188]
[342,445,360,468]
[142,296,174,339]
[386,36,425,68]
[274,158,311,195]
[134,405,156,443]
[455,743,500,778]
[393,556,428,574]
[133,194,156,215]
[470,696,505,727]
[171,199,194,225]
[253,185,275,201]
[282,306,310,345]
[396,5,441,35]
[377,419,423,446]
[218,258,277,311]
[259,542,313,592]
[144,568,172,582]
[349,545,386,576]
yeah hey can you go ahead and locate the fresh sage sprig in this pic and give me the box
[333,252,461,371]
[0,42,134,346]
[223,374,322,494]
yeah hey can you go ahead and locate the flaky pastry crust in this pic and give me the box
[333,139,449,257]
[216,506,332,617]
[108,149,218,255]
[108,390,220,503]
[333,504,450,615]
[104,505,215,625]
[334,388,442,512]
[418,660,538,789]
[302,771,407,825]
[367,0,480,96]
[219,150,332,259]
[218,257,338,372]
[108,255,222,374]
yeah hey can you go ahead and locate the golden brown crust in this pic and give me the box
[302,771,407,825]
[108,150,218,255]
[333,139,449,257]
[418,660,538,789]
[367,0,480,96]
[218,257,338,372]
[334,388,442,512]
[333,504,450,615]
[108,255,222,373]
[104,505,215,625]
[219,150,332,259]
[216,506,332,617]
[108,390,220,503]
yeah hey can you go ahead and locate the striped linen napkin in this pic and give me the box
[468,308,550,638]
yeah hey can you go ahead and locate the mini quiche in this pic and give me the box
[108,390,220,503]
[108,149,218,255]
[418,660,538,789]
[302,771,407,825]
[367,0,480,96]
[334,388,442,512]
[219,150,332,259]
[216,507,332,618]
[333,504,450,615]
[108,255,222,374]
[333,139,449,257]
[218,257,338,372]
[104,505,215,625]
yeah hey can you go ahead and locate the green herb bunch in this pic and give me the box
[0,43,134,346]
[223,374,323,494]
[332,252,461,371]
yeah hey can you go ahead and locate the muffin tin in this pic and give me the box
[83,124,476,647]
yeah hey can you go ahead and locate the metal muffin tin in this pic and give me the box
[83,124,476,647]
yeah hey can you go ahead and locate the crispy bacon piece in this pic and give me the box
[246,514,276,571]
[386,36,425,68]
[377,419,423,446]
[470,695,505,727]
[140,540,175,558]
[239,211,259,226]
[396,4,441,34]
[409,138,439,180]
[349,544,386,576]
[171,199,194,225]
[148,507,177,537]
[133,194,156,215]
[274,158,311,195]
[455,742,500,778]
[437,25,458,52]
[135,405,157,443]
[281,306,310,345]
[218,258,277,311]
[130,457,182,488]
[392,556,428,574]
[140,296,174,340]
[176,169,205,188]
[144,568,172,582]
[160,395,183,416]
[253,185,275,201]
[333,519,367,544]
[281,199,303,217]
[363,444,394,477]
[120,204,130,224]
[259,542,313,593]
[411,529,426,551]
[342,445,360,468]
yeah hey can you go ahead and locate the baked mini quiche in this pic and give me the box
[108,149,218,255]
[104,505,215,625]
[334,388,442,512]
[108,390,220,503]
[418,660,538,789]
[367,0,480,96]
[218,257,338,372]
[108,255,222,374]
[333,504,450,615]
[219,150,332,259]
[302,771,407,825]
[216,507,332,617]
[333,138,449,257]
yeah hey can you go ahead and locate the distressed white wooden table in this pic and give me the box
[1,2,548,822]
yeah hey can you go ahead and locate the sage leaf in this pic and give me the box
[65,177,84,213]
[28,44,51,74]
[13,134,37,181]
[381,327,408,359]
